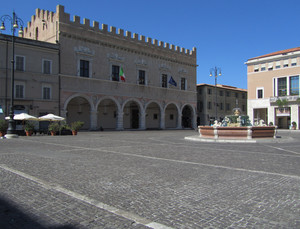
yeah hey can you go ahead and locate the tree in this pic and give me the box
[276,98,288,107]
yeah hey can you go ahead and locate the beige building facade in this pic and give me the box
[0,34,59,125]
[197,84,247,126]
[246,47,300,129]
[20,5,197,130]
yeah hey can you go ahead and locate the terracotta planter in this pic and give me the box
[72,130,77,136]
[25,131,33,136]
[50,131,56,136]
[0,131,6,137]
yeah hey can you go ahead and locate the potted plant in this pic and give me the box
[24,122,35,136]
[276,98,288,107]
[70,121,84,135]
[292,121,297,130]
[59,121,72,135]
[269,122,274,126]
[0,119,8,137]
[48,122,60,136]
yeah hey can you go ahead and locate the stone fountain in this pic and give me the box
[198,108,276,140]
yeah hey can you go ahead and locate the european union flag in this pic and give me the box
[168,76,177,87]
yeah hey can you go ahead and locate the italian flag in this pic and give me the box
[120,67,126,82]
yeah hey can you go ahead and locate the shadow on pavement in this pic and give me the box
[0,196,76,229]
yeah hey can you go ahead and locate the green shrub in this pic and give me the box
[48,122,60,132]
[0,119,8,132]
[70,121,84,131]
[59,121,70,131]
[24,122,35,131]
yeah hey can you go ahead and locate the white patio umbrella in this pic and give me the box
[5,113,39,121]
[38,113,65,121]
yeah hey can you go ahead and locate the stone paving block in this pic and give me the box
[0,130,299,228]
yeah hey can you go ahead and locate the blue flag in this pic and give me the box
[169,76,177,87]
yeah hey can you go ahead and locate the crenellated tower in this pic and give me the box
[17,5,198,130]
[22,5,196,59]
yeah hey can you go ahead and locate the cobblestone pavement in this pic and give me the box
[0,130,299,228]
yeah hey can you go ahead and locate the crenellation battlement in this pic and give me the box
[140,35,145,42]
[45,10,50,20]
[133,33,139,40]
[93,21,99,30]
[83,18,90,27]
[110,26,116,34]
[118,29,124,36]
[102,24,108,32]
[126,31,131,38]
[31,15,36,23]
[23,5,196,57]
[35,8,40,17]
[74,15,80,24]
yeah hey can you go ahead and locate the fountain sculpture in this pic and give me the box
[198,108,276,140]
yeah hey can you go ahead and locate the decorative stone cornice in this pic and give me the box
[135,58,148,67]
[59,32,197,67]
[159,63,171,71]
[74,46,95,56]
[178,68,188,74]
[107,53,124,62]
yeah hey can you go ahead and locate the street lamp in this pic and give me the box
[1,11,24,138]
[210,67,222,122]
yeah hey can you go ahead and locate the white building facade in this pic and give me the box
[246,47,300,129]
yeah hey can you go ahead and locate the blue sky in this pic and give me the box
[1,0,300,89]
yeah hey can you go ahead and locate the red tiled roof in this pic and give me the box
[248,47,300,60]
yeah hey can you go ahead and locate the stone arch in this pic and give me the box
[96,96,121,112]
[63,93,94,111]
[145,101,162,129]
[96,96,120,130]
[181,104,196,129]
[164,102,180,129]
[64,94,94,130]
[122,98,143,129]
[121,98,144,112]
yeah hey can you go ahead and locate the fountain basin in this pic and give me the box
[198,126,276,139]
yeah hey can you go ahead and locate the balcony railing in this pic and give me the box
[270,95,300,103]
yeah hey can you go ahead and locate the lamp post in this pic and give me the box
[210,67,221,122]
[1,11,24,138]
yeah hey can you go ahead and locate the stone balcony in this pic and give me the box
[270,95,300,103]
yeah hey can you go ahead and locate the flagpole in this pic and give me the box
[209,67,222,122]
